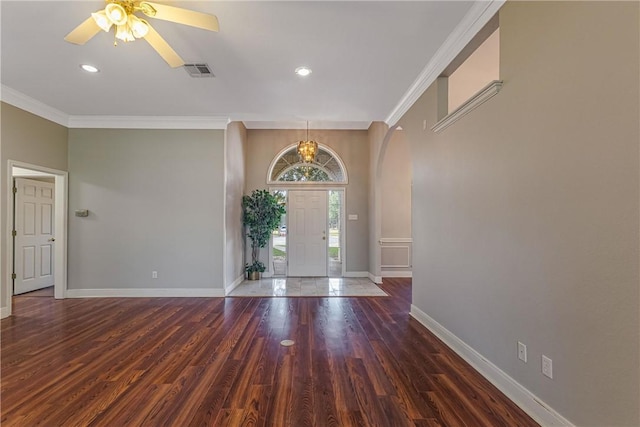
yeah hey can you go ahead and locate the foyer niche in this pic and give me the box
[245,129,368,275]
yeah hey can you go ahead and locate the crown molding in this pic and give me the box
[242,121,372,130]
[431,80,503,133]
[385,0,506,126]
[0,85,230,129]
[0,85,231,130]
[1,84,69,127]
[67,115,230,130]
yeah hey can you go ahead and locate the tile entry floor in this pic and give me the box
[228,277,388,297]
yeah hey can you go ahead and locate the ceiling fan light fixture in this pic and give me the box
[138,2,157,17]
[116,23,135,42]
[105,3,128,26]
[129,15,150,38]
[91,11,113,32]
[65,1,219,67]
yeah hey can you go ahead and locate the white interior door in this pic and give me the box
[288,190,328,277]
[14,178,55,295]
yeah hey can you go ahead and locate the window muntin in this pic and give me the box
[269,146,347,183]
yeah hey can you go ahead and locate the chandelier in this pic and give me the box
[297,122,318,163]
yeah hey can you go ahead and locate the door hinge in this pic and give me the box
[11,273,16,280]
[12,230,17,237]
[12,186,17,194]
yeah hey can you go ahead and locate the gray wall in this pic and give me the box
[399,2,639,425]
[225,122,247,288]
[68,128,225,290]
[245,129,369,273]
[0,102,68,314]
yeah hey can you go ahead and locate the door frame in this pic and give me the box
[5,160,68,312]
[267,186,345,278]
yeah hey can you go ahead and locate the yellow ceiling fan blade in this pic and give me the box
[143,24,185,68]
[64,16,102,45]
[139,2,219,32]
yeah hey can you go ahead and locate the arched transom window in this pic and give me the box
[268,145,348,184]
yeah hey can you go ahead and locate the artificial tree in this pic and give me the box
[242,189,286,278]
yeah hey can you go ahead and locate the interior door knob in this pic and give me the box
[48,238,55,242]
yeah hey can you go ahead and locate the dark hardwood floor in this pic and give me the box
[14,286,54,297]
[1,278,537,426]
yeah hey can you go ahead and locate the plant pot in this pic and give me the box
[248,271,261,281]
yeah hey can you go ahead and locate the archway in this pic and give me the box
[373,125,413,281]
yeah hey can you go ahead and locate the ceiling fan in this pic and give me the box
[64,0,219,68]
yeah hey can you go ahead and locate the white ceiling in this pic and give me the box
[0,1,488,129]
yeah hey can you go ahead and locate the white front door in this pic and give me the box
[288,190,328,277]
[14,178,55,295]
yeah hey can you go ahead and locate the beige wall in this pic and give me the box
[225,122,247,288]
[245,129,369,273]
[380,130,411,238]
[68,128,225,291]
[400,2,639,425]
[448,28,500,112]
[0,102,68,315]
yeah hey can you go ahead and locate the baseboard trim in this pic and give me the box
[368,273,383,284]
[66,288,225,298]
[343,271,370,278]
[0,305,11,319]
[225,273,245,295]
[381,271,412,278]
[367,273,382,285]
[410,305,574,427]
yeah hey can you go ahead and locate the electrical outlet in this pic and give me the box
[152,271,158,279]
[542,355,553,379]
[517,341,527,363]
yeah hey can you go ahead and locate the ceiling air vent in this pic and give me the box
[184,63,215,78]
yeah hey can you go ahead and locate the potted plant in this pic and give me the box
[242,189,286,280]
[245,260,266,281]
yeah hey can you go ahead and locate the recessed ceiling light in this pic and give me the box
[80,64,99,73]
[295,66,312,77]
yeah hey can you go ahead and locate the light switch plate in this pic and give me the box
[518,341,527,363]
[542,355,553,378]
